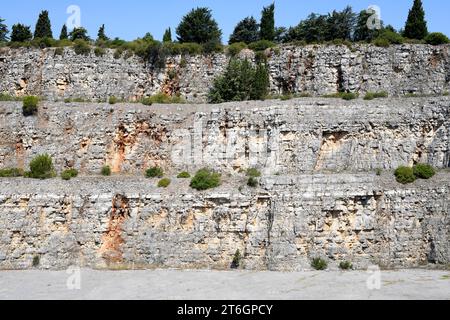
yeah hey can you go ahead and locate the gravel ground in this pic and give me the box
[0,269,449,300]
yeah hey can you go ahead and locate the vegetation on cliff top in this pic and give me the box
[0,1,447,61]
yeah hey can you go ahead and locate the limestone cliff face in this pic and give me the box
[0,175,448,270]
[0,98,449,270]
[0,97,449,175]
[0,44,449,102]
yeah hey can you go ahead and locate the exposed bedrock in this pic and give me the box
[0,97,449,175]
[0,44,449,102]
[0,98,448,270]
[0,174,448,270]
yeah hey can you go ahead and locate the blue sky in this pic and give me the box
[2,0,449,41]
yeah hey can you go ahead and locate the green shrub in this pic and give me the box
[341,92,357,100]
[0,168,24,177]
[190,168,221,191]
[157,178,171,188]
[311,257,328,270]
[395,166,416,184]
[246,168,261,178]
[339,261,353,270]
[0,93,21,101]
[373,37,390,48]
[61,169,78,181]
[22,96,39,116]
[101,166,111,176]
[227,42,247,56]
[231,249,242,269]
[109,96,118,105]
[177,171,191,179]
[376,168,383,176]
[425,32,450,45]
[28,154,55,179]
[413,164,436,180]
[364,92,375,100]
[94,47,106,57]
[146,166,164,178]
[208,59,269,103]
[247,177,259,188]
[73,39,91,55]
[248,40,275,51]
[54,47,64,56]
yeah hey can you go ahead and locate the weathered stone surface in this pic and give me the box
[0,44,449,102]
[0,97,449,175]
[0,174,448,270]
[0,98,448,271]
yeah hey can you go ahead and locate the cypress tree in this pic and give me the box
[260,3,275,41]
[34,10,53,39]
[59,24,68,40]
[404,0,428,39]
[163,28,172,42]
[0,18,8,42]
[97,24,109,41]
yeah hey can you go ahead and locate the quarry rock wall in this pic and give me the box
[0,44,449,102]
[0,97,449,175]
[0,174,448,270]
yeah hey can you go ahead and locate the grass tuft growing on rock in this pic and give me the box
[101,166,111,176]
[311,257,328,270]
[157,178,171,188]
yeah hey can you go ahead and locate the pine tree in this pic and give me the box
[69,27,90,41]
[404,0,428,39]
[59,25,68,40]
[97,24,109,41]
[34,10,53,39]
[176,7,222,44]
[0,18,8,42]
[229,17,259,44]
[260,3,275,41]
[163,28,172,42]
[11,24,33,42]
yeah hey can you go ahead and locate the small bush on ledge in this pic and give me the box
[61,169,78,181]
[339,261,353,270]
[22,96,39,116]
[26,154,56,179]
[425,32,449,45]
[395,164,436,184]
[101,166,111,176]
[231,249,242,269]
[0,168,24,177]
[157,178,171,188]
[413,164,436,180]
[190,168,221,191]
[146,167,164,178]
[311,257,328,270]
[177,171,191,179]
[395,166,416,184]
[108,96,118,105]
